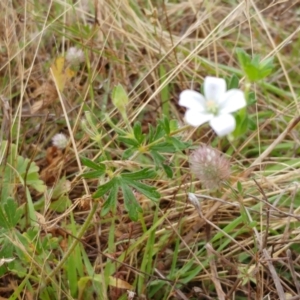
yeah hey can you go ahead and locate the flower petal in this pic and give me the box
[209,114,236,137]
[204,77,226,103]
[179,90,206,112]
[184,110,213,127]
[218,89,246,114]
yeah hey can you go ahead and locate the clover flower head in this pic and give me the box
[189,145,230,189]
[66,47,84,63]
[179,76,246,137]
[52,133,68,149]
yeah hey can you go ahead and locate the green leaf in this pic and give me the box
[150,151,173,178]
[121,183,142,221]
[228,74,239,89]
[251,55,260,68]
[124,179,160,202]
[17,156,46,193]
[248,92,256,105]
[81,157,106,171]
[259,57,274,79]
[160,115,170,135]
[236,48,251,68]
[0,239,14,276]
[121,168,156,181]
[150,142,175,153]
[118,136,140,147]
[0,198,22,229]
[248,115,257,130]
[148,124,155,143]
[5,198,22,227]
[162,164,173,179]
[50,196,71,213]
[93,178,118,198]
[167,137,191,151]
[133,122,145,144]
[169,119,179,132]
[236,48,274,81]
[237,181,243,194]
[233,113,249,137]
[101,183,119,217]
[0,208,10,229]
[148,124,165,143]
[66,237,78,297]
[150,150,165,165]
[24,171,45,193]
[122,147,135,160]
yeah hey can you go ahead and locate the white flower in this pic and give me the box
[52,133,68,149]
[66,47,84,63]
[179,76,246,137]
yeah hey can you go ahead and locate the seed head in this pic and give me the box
[189,145,230,189]
[52,133,68,149]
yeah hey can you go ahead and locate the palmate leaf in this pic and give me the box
[93,178,118,198]
[122,178,160,202]
[4,198,22,227]
[94,168,160,220]
[0,198,22,229]
[150,150,173,178]
[81,157,105,178]
[101,183,118,217]
[236,48,274,82]
[118,136,140,147]
[50,56,75,92]
[1,143,46,194]
[0,206,10,229]
[149,142,175,153]
[148,123,165,143]
[162,164,173,179]
[121,168,157,181]
[120,182,142,222]
[159,115,170,135]
[133,121,145,144]
[81,157,105,171]
[167,136,191,151]
[122,147,135,160]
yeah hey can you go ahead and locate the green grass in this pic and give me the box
[1,0,300,299]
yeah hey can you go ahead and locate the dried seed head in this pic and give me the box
[189,145,230,189]
[52,133,68,149]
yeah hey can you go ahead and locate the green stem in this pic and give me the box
[43,201,98,284]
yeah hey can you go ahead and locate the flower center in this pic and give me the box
[206,100,219,115]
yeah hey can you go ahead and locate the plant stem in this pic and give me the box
[43,201,98,284]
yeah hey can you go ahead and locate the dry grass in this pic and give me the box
[1,0,300,299]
